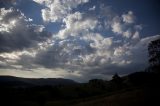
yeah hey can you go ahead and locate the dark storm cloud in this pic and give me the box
[34,38,95,68]
[0,56,17,69]
[0,8,51,53]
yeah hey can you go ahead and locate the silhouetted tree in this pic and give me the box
[112,73,122,83]
[110,73,124,90]
[148,38,160,72]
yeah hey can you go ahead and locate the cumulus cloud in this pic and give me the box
[58,12,98,39]
[111,22,123,34]
[123,30,132,38]
[0,1,160,82]
[33,0,89,22]
[89,5,96,11]
[101,9,138,39]
[81,33,113,66]
[0,8,51,53]
[109,12,140,39]
[122,11,135,24]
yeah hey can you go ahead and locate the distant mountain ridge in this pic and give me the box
[0,76,78,87]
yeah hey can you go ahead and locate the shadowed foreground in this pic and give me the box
[0,70,160,106]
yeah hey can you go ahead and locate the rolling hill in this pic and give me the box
[0,76,77,87]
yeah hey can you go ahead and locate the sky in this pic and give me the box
[0,0,160,82]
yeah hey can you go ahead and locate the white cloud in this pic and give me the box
[132,31,140,40]
[89,5,96,11]
[0,8,17,32]
[28,18,33,22]
[85,33,112,49]
[122,11,135,24]
[57,12,98,39]
[33,0,89,22]
[78,33,113,66]
[110,12,140,39]
[33,0,46,4]
[114,47,126,57]
[123,30,132,38]
[111,22,123,34]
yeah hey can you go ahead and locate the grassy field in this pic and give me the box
[71,89,145,106]
[45,88,148,106]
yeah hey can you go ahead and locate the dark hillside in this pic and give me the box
[0,76,77,87]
